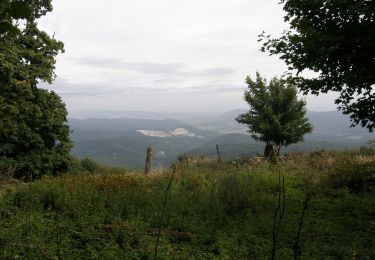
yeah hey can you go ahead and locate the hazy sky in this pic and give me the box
[39,0,338,116]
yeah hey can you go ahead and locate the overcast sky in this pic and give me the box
[38,0,338,117]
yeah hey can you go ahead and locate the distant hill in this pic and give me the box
[187,133,371,160]
[68,110,374,168]
[188,109,375,137]
[187,133,263,158]
[187,110,374,158]
[69,118,218,168]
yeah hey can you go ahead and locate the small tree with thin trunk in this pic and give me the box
[236,72,313,158]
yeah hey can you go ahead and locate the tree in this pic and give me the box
[236,73,312,157]
[0,1,31,33]
[259,0,375,131]
[0,0,72,178]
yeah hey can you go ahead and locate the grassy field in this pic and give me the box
[0,151,374,259]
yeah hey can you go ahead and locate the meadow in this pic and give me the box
[0,150,374,259]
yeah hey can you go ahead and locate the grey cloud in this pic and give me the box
[38,0,295,113]
[40,78,178,98]
[68,57,234,77]
[39,78,118,97]
[195,68,235,76]
[39,78,244,99]
[184,84,245,94]
[71,57,183,74]
[153,79,185,84]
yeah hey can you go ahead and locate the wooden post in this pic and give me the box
[145,145,153,175]
[216,144,222,162]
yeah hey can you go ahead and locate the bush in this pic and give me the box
[359,140,375,156]
[79,158,100,173]
[323,160,375,193]
[68,157,102,174]
[0,157,16,177]
[176,154,195,165]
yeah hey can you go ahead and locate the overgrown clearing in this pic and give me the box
[0,151,374,259]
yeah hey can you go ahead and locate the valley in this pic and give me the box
[70,110,374,168]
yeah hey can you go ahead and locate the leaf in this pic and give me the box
[9,1,31,19]
[0,21,15,34]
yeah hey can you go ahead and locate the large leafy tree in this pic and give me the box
[0,0,72,178]
[260,0,375,131]
[236,73,312,157]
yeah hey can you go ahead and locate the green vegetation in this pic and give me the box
[236,72,312,157]
[0,1,31,34]
[0,151,374,259]
[0,0,71,179]
[0,1,374,259]
[260,0,375,131]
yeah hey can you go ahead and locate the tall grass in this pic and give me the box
[0,151,374,259]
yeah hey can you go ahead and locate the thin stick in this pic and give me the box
[271,172,281,260]
[294,192,310,260]
[271,170,286,260]
[56,205,62,259]
[276,175,286,239]
[25,172,33,259]
[154,165,176,259]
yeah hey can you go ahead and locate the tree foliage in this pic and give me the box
[0,0,72,178]
[260,0,375,131]
[236,73,312,157]
[0,0,31,33]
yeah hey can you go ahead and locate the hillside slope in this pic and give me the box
[69,111,374,167]
[70,118,218,168]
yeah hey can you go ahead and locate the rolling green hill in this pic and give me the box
[69,111,374,168]
[187,133,371,160]
[69,118,218,168]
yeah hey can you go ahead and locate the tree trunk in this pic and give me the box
[275,144,281,157]
[264,143,274,158]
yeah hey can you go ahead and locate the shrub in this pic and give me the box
[176,154,195,165]
[0,157,16,177]
[79,158,100,173]
[359,140,375,156]
[323,160,375,193]
[68,157,102,174]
